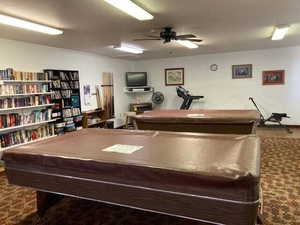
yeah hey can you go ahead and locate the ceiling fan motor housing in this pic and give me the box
[160,27,177,43]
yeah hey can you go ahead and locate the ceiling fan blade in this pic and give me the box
[180,38,203,42]
[176,34,196,39]
[133,38,161,41]
[145,35,161,38]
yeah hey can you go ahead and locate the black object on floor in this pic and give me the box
[176,86,204,110]
[249,97,292,133]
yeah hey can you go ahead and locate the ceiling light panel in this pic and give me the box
[272,25,290,40]
[104,0,153,21]
[0,14,63,35]
[177,40,199,49]
[113,45,144,54]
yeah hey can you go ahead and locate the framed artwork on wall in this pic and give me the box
[165,68,184,86]
[262,70,285,85]
[232,64,252,79]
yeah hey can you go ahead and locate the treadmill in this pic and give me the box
[176,86,204,110]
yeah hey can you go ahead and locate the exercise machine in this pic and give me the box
[249,97,292,133]
[176,86,204,110]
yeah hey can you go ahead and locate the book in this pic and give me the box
[71,95,80,107]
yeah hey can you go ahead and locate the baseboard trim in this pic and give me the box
[258,125,300,128]
[287,125,300,128]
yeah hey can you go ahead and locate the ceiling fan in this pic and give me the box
[133,27,202,44]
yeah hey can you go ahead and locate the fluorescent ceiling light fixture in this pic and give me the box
[0,14,63,35]
[104,0,153,21]
[272,25,290,40]
[113,45,143,54]
[177,40,199,49]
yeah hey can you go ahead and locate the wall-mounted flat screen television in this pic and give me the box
[126,72,147,87]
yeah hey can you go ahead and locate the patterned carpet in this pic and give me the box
[0,137,299,225]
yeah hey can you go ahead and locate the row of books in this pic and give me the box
[60,71,79,81]
[0,84,49,95]
[60,96,80,108]
[52,80,61,88]
[61,90,71,98]
[0,124,55,148]
[46,71,79,81]
[52,111,61,118]
[52,91,61,99]
[0,68,48,81]
[0,114,20,128]
[62,108,81,118]
[0,96,51,109]
[60,81,80,89]
[0,109,52,129]
[69,81,79,89]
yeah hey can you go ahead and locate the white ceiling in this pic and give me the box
[0,0,300,60]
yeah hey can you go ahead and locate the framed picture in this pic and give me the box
[232,64,252,79]
[165,68,184,86]
[262,70,285,85]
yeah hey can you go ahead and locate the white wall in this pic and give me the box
[0,38,134,116]
[1,38,299,125]
[135,47,300,125]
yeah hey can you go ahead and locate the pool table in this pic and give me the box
[3,129,261,225]
[133,109,260,134]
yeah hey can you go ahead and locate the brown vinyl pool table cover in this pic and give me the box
[3,129,261,225]
[133,109,261,134]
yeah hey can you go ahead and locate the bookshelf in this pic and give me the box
[0,104,54,112]
[2,135,57,151]
[0,119,57,133]
[82,109,106,128]
[0,68,56,155]
[0,80,52,84]
[44,69,82,134]
[0,92,54,97]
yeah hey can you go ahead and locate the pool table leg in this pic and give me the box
[36,191,64,217]
[257,215,264,224]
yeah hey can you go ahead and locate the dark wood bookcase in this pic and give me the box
[44,69,82,133]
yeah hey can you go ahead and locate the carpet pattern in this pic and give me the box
[0,137,299,225]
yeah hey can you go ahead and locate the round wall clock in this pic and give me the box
[210,64,218,71]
